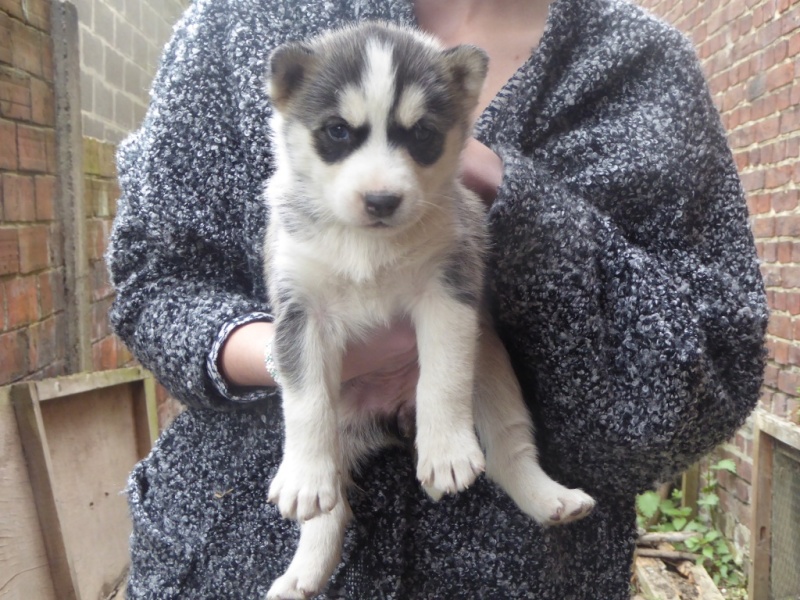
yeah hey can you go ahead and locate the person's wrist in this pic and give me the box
[219,321,277,387]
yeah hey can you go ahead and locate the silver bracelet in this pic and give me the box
[264,339,281,387]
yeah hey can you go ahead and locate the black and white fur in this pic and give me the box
[263,23,595,599]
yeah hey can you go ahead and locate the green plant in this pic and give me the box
[635,458,746,590]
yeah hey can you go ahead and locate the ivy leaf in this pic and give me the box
[672,517,687,531]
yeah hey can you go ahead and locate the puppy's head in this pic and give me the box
[267,22,488,231]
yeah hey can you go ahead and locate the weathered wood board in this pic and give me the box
[1,367,157,600]
[0,387,58,600]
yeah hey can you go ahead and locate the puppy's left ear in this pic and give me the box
[443,45,489,112]
[268,41,316,113]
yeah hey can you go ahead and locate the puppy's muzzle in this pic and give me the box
[364,192,402,219]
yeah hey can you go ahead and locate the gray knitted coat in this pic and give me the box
[108,0,768,597]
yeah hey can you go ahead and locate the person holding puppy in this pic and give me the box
[109,0,767,598]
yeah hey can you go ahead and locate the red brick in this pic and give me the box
[771,339,790,363]
[16,124,48,172]
[773,189,799,212]
[0,227,18,275]
[0,329,27,383]
[752,215,776,237]
[776,369,799,395]
[2,173,35,221]
[0,65,30,120]
[37,270,54,317]
[759,240,777,262]
[23,0,50,31]
[5,275,38,328]
[92,335,119,372]
[17,224,48,273]
[787,292,800,315]
[737,458,753,484]
[781,265,800,287]
[767,312,792,337]
[27,315,58,372]
[10,19,43,77]
[29,76,53,126]
[774,214,800,236]
[766,164,794,188]
[0,118,16,170]
[0,0,24,21]
[34,174,55,220]
[777,241,793,263]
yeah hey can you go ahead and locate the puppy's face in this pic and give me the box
[268,23,488,231]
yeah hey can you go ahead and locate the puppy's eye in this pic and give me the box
[326,122,351,142]
[411,123,435,143]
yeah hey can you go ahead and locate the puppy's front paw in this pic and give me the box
[416,429,485,497]
[268,456,341,521]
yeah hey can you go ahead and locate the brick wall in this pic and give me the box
[83,136,131,371]
[70,0,189,143]
[638,0,800,566]
[0,0,64,383]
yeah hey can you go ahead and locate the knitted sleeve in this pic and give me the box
[107,0,277,409]
[486,19,768,495]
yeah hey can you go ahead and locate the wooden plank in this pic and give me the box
[0,387,58,600]
[689,564,725,600]
[33,367,147,401]
[5,369,159,600]
[757,409,800,452]
[748,414,774,600]
[10,384,81,600]
[681,462,700,521]
[634,556,682,600]
[40,385,138,598]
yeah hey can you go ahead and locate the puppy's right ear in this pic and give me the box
[268,42,316,112]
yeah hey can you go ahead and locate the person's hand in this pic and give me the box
[340,319,419,428]
[460,137,503,207]
[219,319,419,422]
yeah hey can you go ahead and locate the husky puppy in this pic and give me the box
[263,22,595,599]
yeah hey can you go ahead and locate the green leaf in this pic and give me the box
[711,459,737,474]
[672,517,687,531]
[636,491,661,519]
[685,537,700,550]
[704,530,721,542]
[698,493,720,507]
[702,545,715,559]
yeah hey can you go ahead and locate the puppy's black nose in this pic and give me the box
[364,193,402,218]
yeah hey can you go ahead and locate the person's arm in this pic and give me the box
[482,24,767,495]
[108,0,279,409]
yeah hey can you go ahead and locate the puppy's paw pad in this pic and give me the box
[536,488,595,526]
[268,460,341,521]
[266,574,316,600]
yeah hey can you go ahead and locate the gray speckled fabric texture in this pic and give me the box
[107,0,768,597]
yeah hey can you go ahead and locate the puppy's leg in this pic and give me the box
[268,304,347,522]
[474,323,595,525]
[412,284,485,497]
[266,490,352,600]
